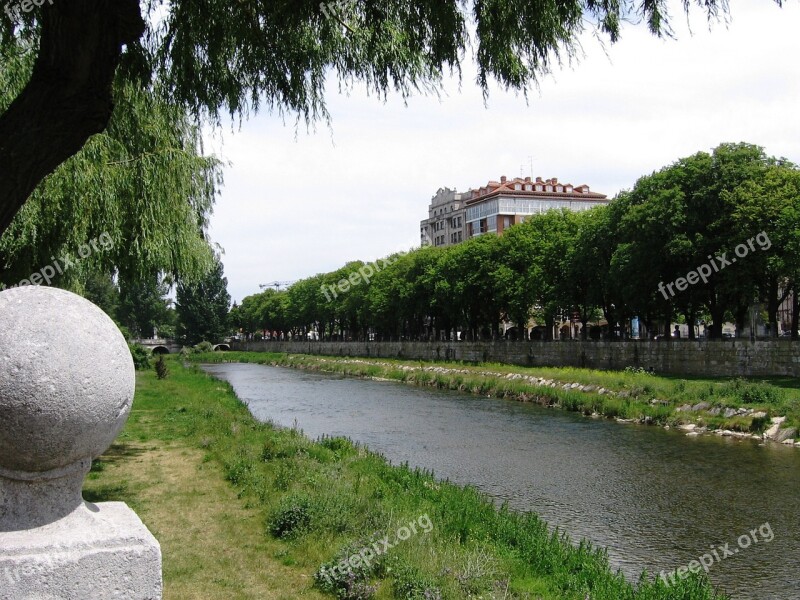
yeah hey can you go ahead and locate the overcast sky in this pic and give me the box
[203,0,800,303]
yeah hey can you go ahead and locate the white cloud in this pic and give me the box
[204,0,800,302]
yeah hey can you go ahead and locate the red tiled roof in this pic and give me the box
[464,176,607,205]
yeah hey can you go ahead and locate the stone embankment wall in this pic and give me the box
[230,340,800,378]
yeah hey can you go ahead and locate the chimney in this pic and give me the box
[500,175,507,183]
[535,177,543,183]
[552,177,558,184]
[525,176,531,182]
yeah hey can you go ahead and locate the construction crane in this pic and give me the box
[259,281,294,291]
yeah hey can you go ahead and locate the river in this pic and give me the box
[201,362,800,599]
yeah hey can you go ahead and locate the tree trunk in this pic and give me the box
[766,278,779,338]
[544,315,554,341]
[792,286,799,341]
[0,0,145,236]
[734,303,749,339]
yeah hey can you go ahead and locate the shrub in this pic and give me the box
[624,366,653,376]
[314,541,381,599]
[128,343,151,370]
[155,355,169,380]
[319,435,356,457]
[739,382,783,405]
[194,340,214,353]
[269,495,312,539]
[392,563,441,600]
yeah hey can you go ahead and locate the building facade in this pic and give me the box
[464,176,608,239]
[420,187,468,248]
[420,176,609,248]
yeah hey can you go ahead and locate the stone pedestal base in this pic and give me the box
[0,502,162,600]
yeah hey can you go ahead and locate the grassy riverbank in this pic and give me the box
[196,352,800,445]
[85,359,725,599]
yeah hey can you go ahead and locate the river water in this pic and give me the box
[201,363,800,599]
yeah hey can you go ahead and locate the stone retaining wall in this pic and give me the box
[230,340,800,378]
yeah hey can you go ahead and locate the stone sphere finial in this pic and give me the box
[0,286,134,479]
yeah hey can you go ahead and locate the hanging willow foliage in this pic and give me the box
[0,40,221,290]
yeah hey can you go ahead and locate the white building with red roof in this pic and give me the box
[464,175,608,239]
[421,175,608,247]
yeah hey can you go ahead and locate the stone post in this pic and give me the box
[0,286,162,599]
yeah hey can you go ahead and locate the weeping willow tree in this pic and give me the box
[0,0,755,239]
[0,40,221,291]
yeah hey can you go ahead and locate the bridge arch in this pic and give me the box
[151,346,170,355]
[213,344,230,352]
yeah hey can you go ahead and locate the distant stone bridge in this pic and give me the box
[133,338,231,354]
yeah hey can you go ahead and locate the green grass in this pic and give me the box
[106,358,732,599]
[194,351,800,440]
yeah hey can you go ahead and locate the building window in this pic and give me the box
[546,185,553,192]
[536,184,543,191]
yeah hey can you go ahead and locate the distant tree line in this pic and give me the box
[232,143,800,342]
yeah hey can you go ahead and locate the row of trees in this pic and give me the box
[233,143,800,342]
[70,258,232,347]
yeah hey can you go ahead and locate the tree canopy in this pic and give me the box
[233,143,800,342]
[0,38,221,290]
[176,257,232,345]
[0,0,753,235]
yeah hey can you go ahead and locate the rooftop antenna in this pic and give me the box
[521,155,535,178]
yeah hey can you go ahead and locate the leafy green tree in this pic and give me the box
[176,258,232,345]
[285,276,325,339]
[614,143,778,339]
[81,272,121,321]
[514,210,577,340]
[731,163,800,337]
[1,0,743,236]
[494,222,539,339]
[0,44,221,286]
[436,235,502,340]
[563,208,606,339]
[117,273,173,339]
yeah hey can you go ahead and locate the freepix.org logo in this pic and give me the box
[3,0,54,21]
[659,522,774,587]
[657,231,771,300]
[0,232,114,291]
[320,256,397,303]
[317,514,434,586]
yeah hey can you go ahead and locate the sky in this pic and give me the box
[203,0,800,303]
